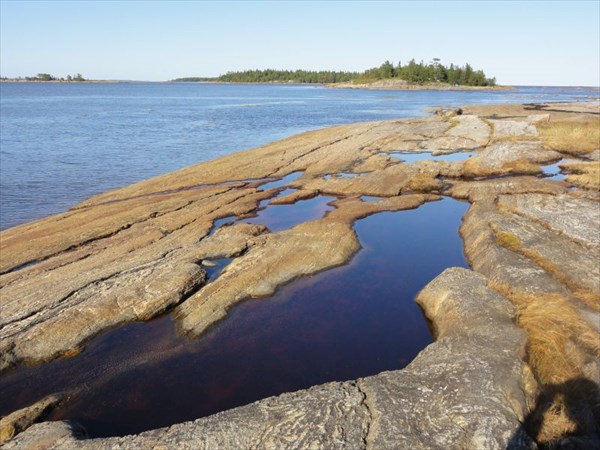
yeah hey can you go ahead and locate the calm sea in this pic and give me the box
[0,82,597,230]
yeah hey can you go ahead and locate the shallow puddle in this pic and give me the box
[0,198,469,438]
[240,194,336,232]
[541,162,566,181]
[389,151,475,163]
[202,258,233,280]
[323,172,363,180]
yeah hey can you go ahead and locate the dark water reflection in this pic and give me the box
[0,198,468,437]
[241,194,336,232]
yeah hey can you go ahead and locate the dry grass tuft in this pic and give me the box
[572,289,600,312]
[562,160,600,191]
[492,225,600,312]
[488,283,600,445]
[494,230,522,253]
[538,119,600,154]
[509,292,599,384]
[528,383,600,446]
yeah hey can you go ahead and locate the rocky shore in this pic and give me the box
[327,79,512,90]
[0,100,598,448]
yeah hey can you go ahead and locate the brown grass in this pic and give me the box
[489,283,600,444]
[492,226,600,312]
[562,161,600,191]
[509,292,600,384]
[494,230,522,253]
[538,119,600,154]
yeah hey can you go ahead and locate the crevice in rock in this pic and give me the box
[268,124,381,177]
[1,250,209,373]
[71,179,260,211]
[1,199,196,276]
[2,186,248,280]
[354,381,374,450]
[1,248,180,338]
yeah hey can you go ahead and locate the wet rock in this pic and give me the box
[0,394,64,443]
[5,269,534,450]
[175,219,361,337]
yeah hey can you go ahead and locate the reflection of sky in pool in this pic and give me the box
[541,161,566,181]
[241,193,336,232]
[0,198,469,439]
[390,151,475,163]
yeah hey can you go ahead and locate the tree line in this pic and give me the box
[1,73,87,82]
[174,58,496,87]
[175,69,358,84]
[358,59,495,86]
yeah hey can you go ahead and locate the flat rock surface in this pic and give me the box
[1,101,598,447]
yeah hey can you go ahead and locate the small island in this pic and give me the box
[174,58,505,90]
[0,73,86,82]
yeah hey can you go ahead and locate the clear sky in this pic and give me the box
[1,0,598,86]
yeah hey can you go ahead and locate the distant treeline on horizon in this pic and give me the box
[174,59,496,86]
[1,73,86,82]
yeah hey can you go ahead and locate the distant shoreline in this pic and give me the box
[0,79,120,84]
[327,80,513,91]
[171,79,511,91]
[1,79,597,90]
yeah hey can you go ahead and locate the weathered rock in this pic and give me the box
[492,198,600,300]
[497,193,600,250]
[462,141,560,177]
[268,189,318,205]
[445,176,568,203]
[0,190,273,371]
[490,119,537,138]
[426,115,490,152]
[0,394,64,443]
[4,268,534,449]
[359,268,533,450]
[1,101,599,447]
[175,219,360,336]
[176,194,436,337]
[459,189,600,404]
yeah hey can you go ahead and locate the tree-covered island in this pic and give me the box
[174,58,497,87]
[0,73,86,82]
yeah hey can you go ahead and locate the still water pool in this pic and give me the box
[0,197,467,437]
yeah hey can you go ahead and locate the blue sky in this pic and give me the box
[1,1,598,86]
